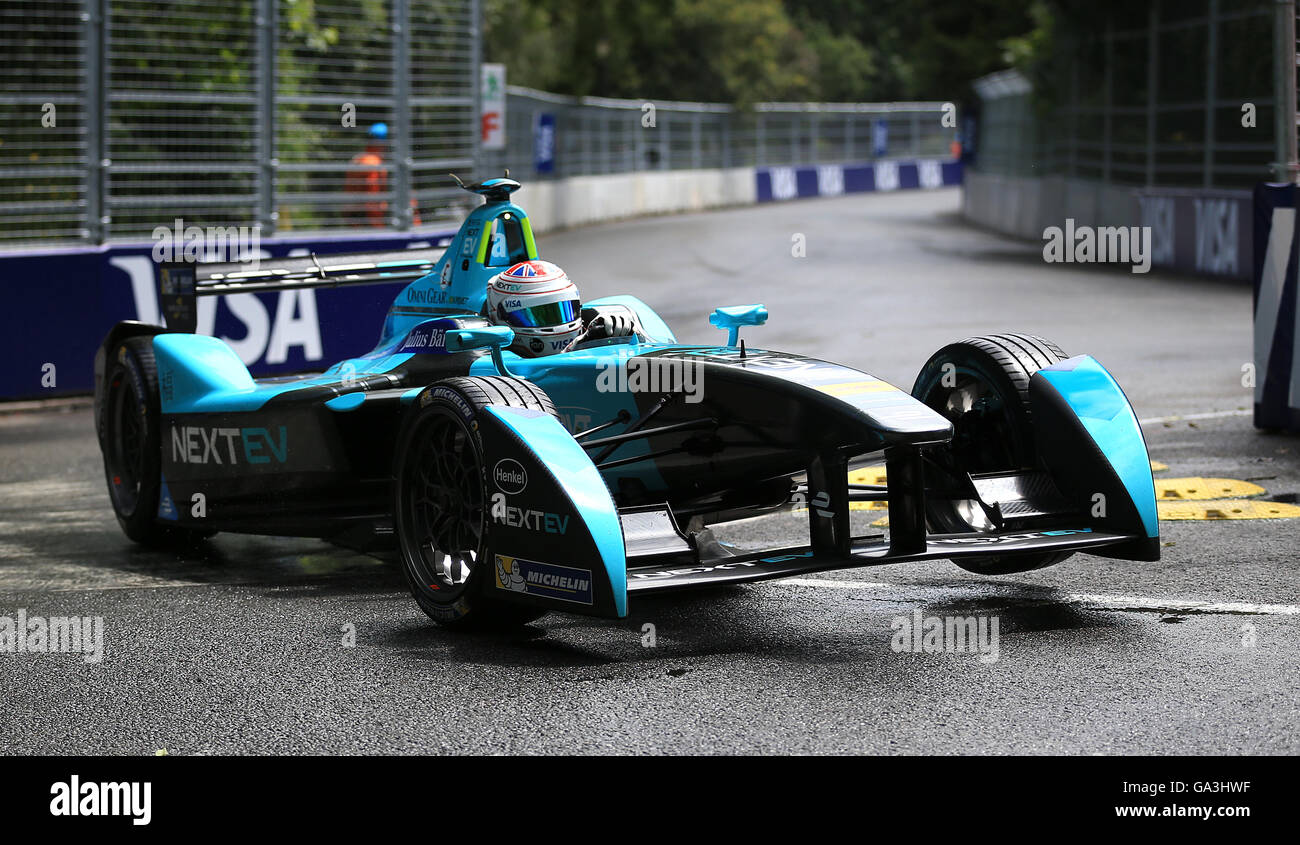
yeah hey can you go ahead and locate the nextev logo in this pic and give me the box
[1042,218,1152,274]
[1,609,103,664]
[596,358,704,403]
[50,776,151,826]
[151,217,261,267]
[490,493,569,534]
[169,425,288,465]
[891,610,1000,664]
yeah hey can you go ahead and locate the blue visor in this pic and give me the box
[501,299,580,329]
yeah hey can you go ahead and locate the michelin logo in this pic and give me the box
[494,555,593,605]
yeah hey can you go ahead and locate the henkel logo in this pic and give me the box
[493,458,527,494]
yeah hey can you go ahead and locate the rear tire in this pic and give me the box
[912,332,1073,575]
[100,336,214,547]
[393,376,556,629]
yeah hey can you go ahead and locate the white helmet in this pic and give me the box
[486,260,583,357]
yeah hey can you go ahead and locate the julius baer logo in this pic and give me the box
[169,425,288,465]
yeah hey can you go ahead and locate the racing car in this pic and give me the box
[94,175,1159,628]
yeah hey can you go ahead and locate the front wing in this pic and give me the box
[625,528,1126,593]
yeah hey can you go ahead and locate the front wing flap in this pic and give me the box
[627,527,1127,593]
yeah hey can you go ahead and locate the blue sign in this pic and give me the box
[535,113,556,174]
[872,119,889,158]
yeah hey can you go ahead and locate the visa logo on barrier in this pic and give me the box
[169,425,289,465]
[114,255,323,367]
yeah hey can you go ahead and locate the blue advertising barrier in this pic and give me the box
[755,158,962,203]
[0,229,454,401]
[1252,183,1300,431]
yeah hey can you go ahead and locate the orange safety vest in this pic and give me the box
[344,149,422,227]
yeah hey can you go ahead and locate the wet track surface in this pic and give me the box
[2,188,1298,754]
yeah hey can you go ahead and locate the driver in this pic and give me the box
[486,260,638,357]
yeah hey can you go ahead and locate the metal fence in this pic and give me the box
[2,0,954,250]
[2,0,478,248]
[482,86,954,177]
[973,0,1276,190]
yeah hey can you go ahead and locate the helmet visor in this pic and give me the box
[501,298,580,329]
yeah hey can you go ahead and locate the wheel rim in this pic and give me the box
[921,366,1022,532]
[108,374,146,514]
[402,412,486,597]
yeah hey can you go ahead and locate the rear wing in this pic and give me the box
[156,241,451,332]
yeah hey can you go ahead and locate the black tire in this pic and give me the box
[911,332,1073,575]
[100,336,214,547]
[393,376,557,629]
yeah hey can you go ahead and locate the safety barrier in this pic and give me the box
[1252,184,1300,431]
[0,157,961,400]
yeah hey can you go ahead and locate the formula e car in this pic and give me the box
[94,175,1159,627]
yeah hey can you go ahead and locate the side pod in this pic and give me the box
[1029,355,1161,561]
[477,405,628,618]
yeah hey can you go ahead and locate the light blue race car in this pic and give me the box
[93,175,1159,628]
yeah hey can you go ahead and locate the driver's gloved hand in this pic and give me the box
[585,313,636,340]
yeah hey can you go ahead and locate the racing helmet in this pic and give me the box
[486,260,583,357]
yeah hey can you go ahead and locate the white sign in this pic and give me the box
[481,63,506,150]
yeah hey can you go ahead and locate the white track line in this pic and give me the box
[1138,409,1251,425]
[778,577,1300,616]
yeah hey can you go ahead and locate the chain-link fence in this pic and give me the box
[481,86,954,177]
[973,0,1275,190]
[2,0,478,248]
[3,0,954,250]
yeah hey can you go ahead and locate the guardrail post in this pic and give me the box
[470,0,482,179]
[721,113,731,168]
[810,109,819,164]
[391,0,412,230]
[691,112,702,169]
[660,112,670,170]
[1103,19,1113,184]
[1272,0,1297,181]
[1145,0,1158,186]
[602,111,612,175]
[256,0,277,236]
[1203,0,1217,187]
[82,0,105,244]
[634,104,645,172]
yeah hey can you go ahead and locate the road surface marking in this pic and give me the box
[1157,499,1300,520]
[1156,477,1266,500]
[777,577,1300,616]
[1139,409,1251,425]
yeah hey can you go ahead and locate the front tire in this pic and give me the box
[912,332,1073,575]
[393,377,556,629]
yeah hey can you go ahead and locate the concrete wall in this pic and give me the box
[962,171,1141,239]
[962,170,1251,280]
[514,168,758,233]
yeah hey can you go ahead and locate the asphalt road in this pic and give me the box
[2,188,1297,755]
